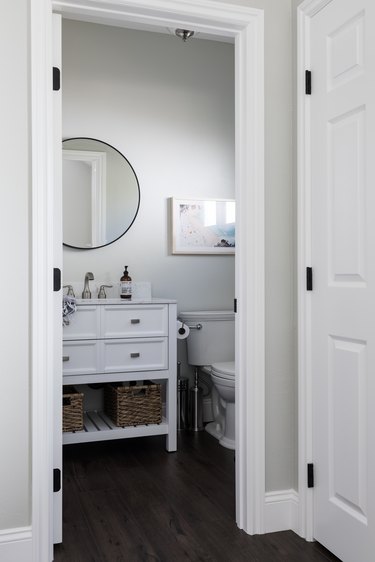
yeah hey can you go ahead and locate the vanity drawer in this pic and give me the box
[63,306,100,340]
[100,305,168,338]
[101,337,168,373]
[62,341,99,376]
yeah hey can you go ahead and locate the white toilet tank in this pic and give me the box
[179,310,235,366]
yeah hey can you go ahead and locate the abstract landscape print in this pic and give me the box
[171,198,235,254]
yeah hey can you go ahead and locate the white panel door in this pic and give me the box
[310,0,375,560]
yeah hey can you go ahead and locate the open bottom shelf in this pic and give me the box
[63,410,168,444]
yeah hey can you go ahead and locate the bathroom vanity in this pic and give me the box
[62,298,177,451]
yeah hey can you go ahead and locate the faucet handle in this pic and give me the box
[63,285,75,297]
[98,284,113,299]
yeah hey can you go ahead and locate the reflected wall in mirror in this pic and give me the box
[62,138,140,249]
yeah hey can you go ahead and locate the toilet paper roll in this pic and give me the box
[176,320,190,339]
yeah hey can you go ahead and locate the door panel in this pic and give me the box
[310,0,375,559]
[329,336,367,523]
[328,107,365,284]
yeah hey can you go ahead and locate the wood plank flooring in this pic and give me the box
[54,431,339,562]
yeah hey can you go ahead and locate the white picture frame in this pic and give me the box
[170,197,235,255]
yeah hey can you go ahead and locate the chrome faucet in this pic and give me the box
[98,284,113,299]
[82,272,94,299]
[63,284,75,297]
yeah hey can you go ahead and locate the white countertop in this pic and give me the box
[74,297,177,305]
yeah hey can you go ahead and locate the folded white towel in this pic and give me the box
[62,295,77,326]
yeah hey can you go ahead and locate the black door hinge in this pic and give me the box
[53,468,61,492]
[53,268,61,292]
[234,298,237,313]
[306,267,313,291]
[307,463,314,488]
[305,70,312,95]
[53,67,61,91]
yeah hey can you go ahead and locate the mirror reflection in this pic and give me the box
[62,138,140,249]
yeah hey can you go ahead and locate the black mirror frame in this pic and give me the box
[62,137,141,250]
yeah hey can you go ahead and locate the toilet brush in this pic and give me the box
[189,367,204,431]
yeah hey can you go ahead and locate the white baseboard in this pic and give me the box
[264,489,299,534]
[0,527,32,562]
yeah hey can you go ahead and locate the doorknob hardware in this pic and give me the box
[130,352,140,358]
[62,356,70,362]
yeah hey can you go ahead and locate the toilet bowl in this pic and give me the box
[179,310,235,449]
[204,361,235,449]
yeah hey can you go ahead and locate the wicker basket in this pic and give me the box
[104,382,162,427]
[63,386,84,432]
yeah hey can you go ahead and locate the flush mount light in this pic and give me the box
[175,29,195,42]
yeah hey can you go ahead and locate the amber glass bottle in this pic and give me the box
[120,266,132,299]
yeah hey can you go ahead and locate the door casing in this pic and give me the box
[30,1,265,559]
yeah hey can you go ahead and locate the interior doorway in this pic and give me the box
[30,2,265,559]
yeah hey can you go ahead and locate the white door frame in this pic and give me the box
[297,0,335,542]
[31,1,265,558]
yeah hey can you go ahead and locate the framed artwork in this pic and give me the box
[170,197,235,254]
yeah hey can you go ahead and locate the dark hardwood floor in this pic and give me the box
[54,431,339,562]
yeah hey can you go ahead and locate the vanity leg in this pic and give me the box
[166,376,177,452]
[166,303,177,452]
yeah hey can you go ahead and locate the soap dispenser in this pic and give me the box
[120,266,132,299]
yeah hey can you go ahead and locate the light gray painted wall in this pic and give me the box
[212,0,297,493]
[62,21,236,311]
[0,3,30,529]
[261,0,296,492]
[241,0,296,492]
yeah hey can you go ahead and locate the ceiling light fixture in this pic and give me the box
[175,29,195,42]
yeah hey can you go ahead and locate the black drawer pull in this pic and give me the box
[131,319,140,324]
[62,356,70,362]
[130,352,140,358]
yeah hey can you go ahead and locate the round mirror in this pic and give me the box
[62,138,140,249]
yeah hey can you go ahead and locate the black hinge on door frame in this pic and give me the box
[306,267,313,291]
[307,463,314,488]
[234,298,237,313]
[53,468,61,493]
[305,70,312,95]
[53,268,61,292]
[53,66,61,91]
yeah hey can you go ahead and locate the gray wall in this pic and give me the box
[213,0,297,493]
[62,21,236,312]
[0,2,30,530]
[0,0,297,535]
[224,0,297,492]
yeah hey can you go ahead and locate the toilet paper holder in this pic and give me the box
[178,322,202,334]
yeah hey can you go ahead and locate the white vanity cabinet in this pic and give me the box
[62,298,177,451]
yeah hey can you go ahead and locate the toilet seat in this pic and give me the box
[211,361,235,380]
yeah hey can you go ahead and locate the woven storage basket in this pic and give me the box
[63,386,84,432]
[104,382,162,427]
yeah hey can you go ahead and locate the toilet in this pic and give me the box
[179,310,235,449]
